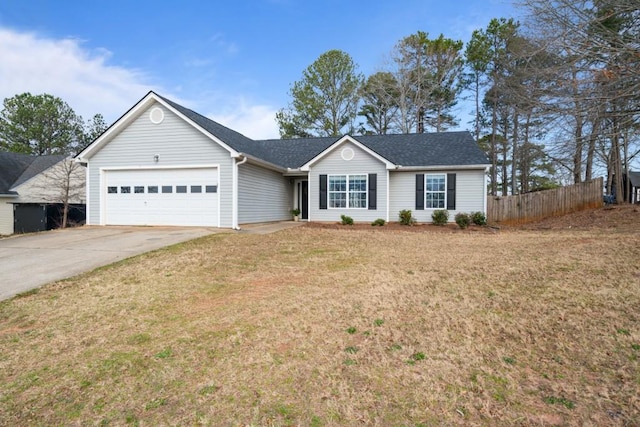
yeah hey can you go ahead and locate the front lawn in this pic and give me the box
[0,221,638,425]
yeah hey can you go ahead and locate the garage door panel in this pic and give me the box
[104,168,218,226]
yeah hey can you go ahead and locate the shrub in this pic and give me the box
[431,209,449,225]
[371,218,386,226]
[455,212,471,229]
[340,215,354,225]
[399,209,416,226]
[470,211,487,226]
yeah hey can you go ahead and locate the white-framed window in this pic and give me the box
[425,174,446,209]
[328,174,367,208]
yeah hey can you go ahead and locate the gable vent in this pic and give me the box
[149,107,164,124]
[341,147,354,161]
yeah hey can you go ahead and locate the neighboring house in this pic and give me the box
[75,91,490,229]
[0,152,85,235]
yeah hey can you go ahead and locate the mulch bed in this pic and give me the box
[303,204,640,233]
[303,221,495,233]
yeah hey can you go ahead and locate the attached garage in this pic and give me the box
[103,167,219,226]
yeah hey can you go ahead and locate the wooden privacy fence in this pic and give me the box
[487,177,603,225]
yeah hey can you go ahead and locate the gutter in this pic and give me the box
[393,164,491,171]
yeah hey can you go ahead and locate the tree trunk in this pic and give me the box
[573,113,583,184]
[511,110,519,195]
[490,108,498,196]
[474,76,481,141]
[584,116,600,181]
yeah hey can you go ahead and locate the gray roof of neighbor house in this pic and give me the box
[629,171,640,187]
[0,152,65,195]
[158,93,489,170]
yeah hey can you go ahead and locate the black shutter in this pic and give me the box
[368,173,377,210]
[415,174,424,210]
[447,173,456,210]
[319,174,327,210]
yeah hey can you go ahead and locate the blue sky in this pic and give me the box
[0,0,518,139]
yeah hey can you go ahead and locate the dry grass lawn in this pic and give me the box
[1,207,639,426]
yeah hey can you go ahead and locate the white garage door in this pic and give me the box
[104,168,218,226]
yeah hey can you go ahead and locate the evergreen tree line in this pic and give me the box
[277,0,640,198]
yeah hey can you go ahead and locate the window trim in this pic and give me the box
[327,174,368,209]
[424,173,447,210]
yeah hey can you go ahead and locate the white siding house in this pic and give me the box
[76,91,490,229]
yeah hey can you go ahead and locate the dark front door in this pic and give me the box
[14,204,47,234]
[301,180,308,220]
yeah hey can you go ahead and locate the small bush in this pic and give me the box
[371,218,386,226]
[431,209,449,225]
[471,211,487,226]
[340,215,353,225]
[399,209,416,226]
[455,212,471,229]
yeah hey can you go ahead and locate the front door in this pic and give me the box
[301,180,308,220]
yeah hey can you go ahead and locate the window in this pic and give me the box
[349,175,367,208]
[120,186,131,194]
[425,174,446,209]
[148,186,158,193]
[107,186,117,194]
[134,186,145,194]
[328,175,367,209]
[176,185,187,193]
[328,175,346,208]
[191,185,202,193]
[205,185,217,193]
[162,186,172,193]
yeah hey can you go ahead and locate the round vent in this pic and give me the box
[149,107,164,124]
[341,147,355,161]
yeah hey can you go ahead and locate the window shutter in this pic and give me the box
[415,174,424,210]
[319,174,327,210]
[447,173,456,210]
[368,174,377,210]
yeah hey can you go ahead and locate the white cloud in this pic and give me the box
[0,28,157,124]
[0,27,280,140]
[207,98,280,140]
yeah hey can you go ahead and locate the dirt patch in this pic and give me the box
[505,204,640,232]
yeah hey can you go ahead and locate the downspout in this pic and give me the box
[232,154,248,230]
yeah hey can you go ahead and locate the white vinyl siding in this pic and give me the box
[0,199,14,235]
[11,160,85,204]
[86,102,234,227]
[309,141,387,222]
[238,162,291,224]
[389,169,486,223]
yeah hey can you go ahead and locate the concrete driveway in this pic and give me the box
[0,226,217,300]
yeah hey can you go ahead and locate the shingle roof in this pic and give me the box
[238,132,489,169]
[629,171,640,187]
[160,93,489,169]
[0,152,65,195]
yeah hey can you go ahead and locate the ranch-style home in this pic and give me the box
[75,91,490,229]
